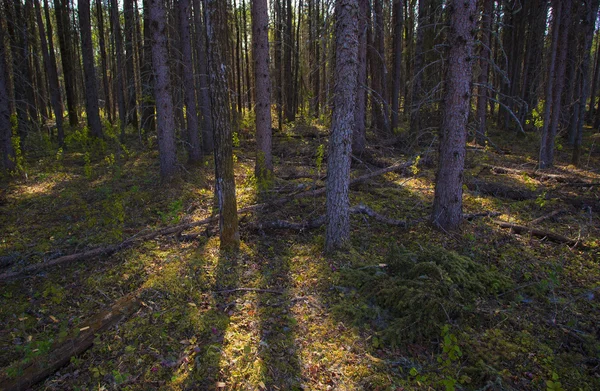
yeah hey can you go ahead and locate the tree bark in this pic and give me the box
[325,0,359,252]
[54,0,79,127]
[78,0,103,138]
[140,0,155,134]
[36,0,65,146]
[390,0,403,131]
[177,0,202,163]
[110,0,127,137]
[192,0,214,153]
[205,0,240,251]
[95,0,113,124]
[148,0,178,179]
[542,0,571,168]
[352,0,368,154]
[475,0,492,145]
[409,0,426,136]
[572,0,600,166]
[252,0,273,181]
[0,13,15,172]
[123,0,139,128]
[539,0,561,169]
[283,0,295,122]
[431,0,476,231]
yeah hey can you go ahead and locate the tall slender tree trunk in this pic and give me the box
[192,0,214,153]
[543,0,571,168]
[409,0,426,136]
[352,0,368,154]
[36,0,65,146]
[0,15,16,172]
[252,0,273,181]
[78,0,103,138]
[431,0,476,231]
[390,0,403,131]
[54,0,79,127]
[587,33,600,121]
[369,0,389,133]
[6,0,31,140]
[95,0,112,123]
[475,0,492,145]
[177,0,201,163]
[573,0,600,165]
[110,0,127,137]
[242,0,252,111]
[140,0,155,134]
[325,0,359,252]
[148,0,178,179]
[539,0,561,169]
[205,0,240,251]
[124,0,139,128]
[283,0,295,122]
[274,0,284,130]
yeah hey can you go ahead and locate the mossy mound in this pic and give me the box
[335,246,512,344]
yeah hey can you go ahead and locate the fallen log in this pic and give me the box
[466,179,537,200]
[530,208,568,225]
[0,161,413,281]
[483,164,576,183]
[493,220,580,246]
[250,205,499,232]
[0,291,142,391]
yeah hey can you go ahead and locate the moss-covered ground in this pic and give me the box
[1,120,599,390]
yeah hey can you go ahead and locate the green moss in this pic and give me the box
[335,245,513,343]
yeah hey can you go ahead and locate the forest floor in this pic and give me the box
[1,118,600,391]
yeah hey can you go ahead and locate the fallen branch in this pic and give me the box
[213,288,284,295]
[493,220,580,246]
[0,291,142,391]
[530,208,568,225]
[483,164,576,183]
[0,161,414,281]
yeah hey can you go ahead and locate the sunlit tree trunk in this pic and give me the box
[205,0,240,251]
[252,0,273,181]
[110,0,127,137]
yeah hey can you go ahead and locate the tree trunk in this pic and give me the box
[110,0,127,137]
[352,0,368,154]
[124,0,139,128]
[283,0,295,122]
[543,0,571,168]
[573,0,600,165]
[78,0,103,138]
[431,0,476,231]
[539,0,561,169]
[148,0,178,179]
[242,0,252,111]
[36,0,65,146]
[369,0,389,133]
[205,0,240,251]
[95,0,112,124]
[177,0,201,163]
[475,0,492,145]
[192,0,214,153]
[140,0,155,134]
[325,0,359,252]
[54,0,79,127]
[390,0,403,131]
[409,0,426,136]
[252,0,273,181]
[0,14,15,172]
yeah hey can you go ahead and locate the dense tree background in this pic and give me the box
[2,1,600,389]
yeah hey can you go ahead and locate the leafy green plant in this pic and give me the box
[546,372,564,391]
[315,143,325,175]
[158,199,184,224]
